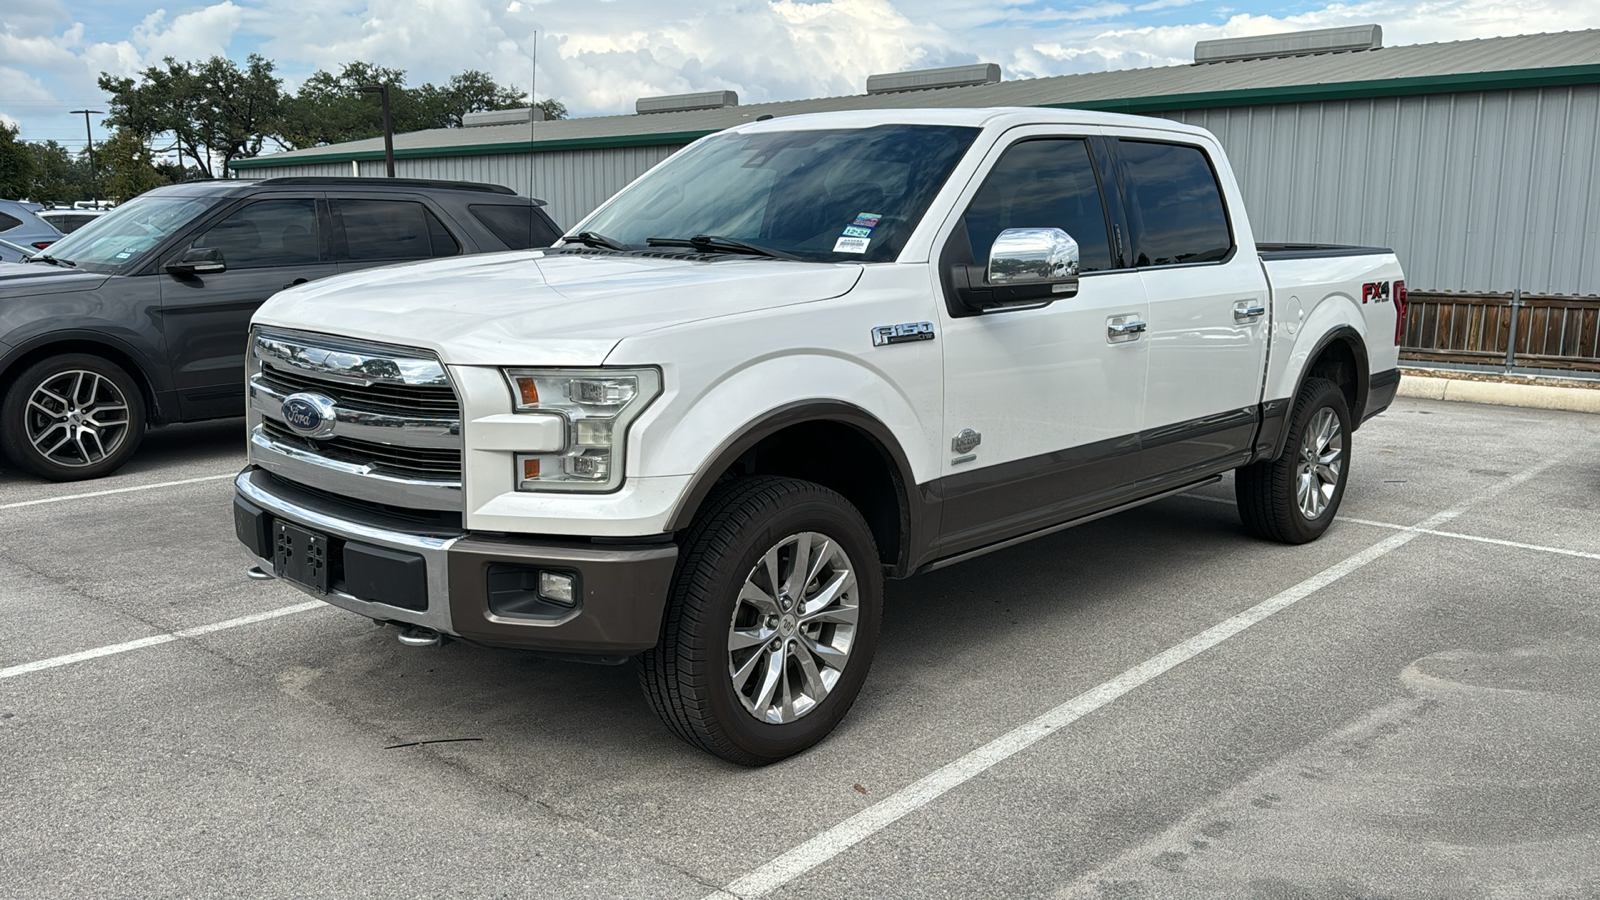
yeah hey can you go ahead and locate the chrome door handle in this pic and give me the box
[1234,300,1267,321]
[1108,320,1147,337]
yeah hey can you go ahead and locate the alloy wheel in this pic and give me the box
[24,370,132,468]
[1295,406,1343,520]
[727,531,859,724]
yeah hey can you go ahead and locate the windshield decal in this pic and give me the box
[833,236,870,253]
[835,212,882,253]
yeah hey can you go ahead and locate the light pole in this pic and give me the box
[69,109,103,206]
[357,85,395,178]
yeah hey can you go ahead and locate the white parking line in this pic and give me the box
[0,472,236,510]
[703,459,1561,900]
[0,601,325,680]
[1342,517,1600,562]
[1179,494,1600,563]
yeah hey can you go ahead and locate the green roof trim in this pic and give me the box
[1056,64,1600,114]
[231,129,718,169]
[230,63,1600,170]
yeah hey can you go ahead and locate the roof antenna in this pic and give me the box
[537,28,544,248]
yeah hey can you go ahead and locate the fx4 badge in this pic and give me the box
[872,322,936,346]
[1361,281,1391,303]
[951,428,982,455]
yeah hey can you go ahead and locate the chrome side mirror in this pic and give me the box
[167,246,226,276]
[988,228,1079,296]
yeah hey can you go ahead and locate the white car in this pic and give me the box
[235,108,1405,763]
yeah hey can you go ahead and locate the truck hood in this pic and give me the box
[253,251,864,366]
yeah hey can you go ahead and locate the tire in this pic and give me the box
[0,354,147,481]
[638,476,883,765]
[1235,376,1352,544]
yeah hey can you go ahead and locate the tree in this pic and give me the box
[100,129,173,202]
[0,121,36,199]
[24,141,87,203]
[279,62,550,149]
[100,54,284,178]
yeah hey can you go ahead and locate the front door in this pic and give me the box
[935,133,1150,558]
[159,196,336,419]
[1108,136,1272,481]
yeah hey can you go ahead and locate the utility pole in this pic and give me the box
[69,109,104,206]
[358,85,396,177]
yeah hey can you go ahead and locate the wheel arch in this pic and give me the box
[661,401,931,578]
[0,332,170,424]
[1268,325,1369,461]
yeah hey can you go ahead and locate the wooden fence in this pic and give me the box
[1400,291,1600,373]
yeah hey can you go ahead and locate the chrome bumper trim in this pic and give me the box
[249,427,462,511]
[235,469,461,635]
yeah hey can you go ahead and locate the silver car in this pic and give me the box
[0,199,64,262]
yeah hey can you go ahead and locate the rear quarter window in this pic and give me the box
[0,213,21,233]
[468,203,559,250]
[1118,139,1232,267]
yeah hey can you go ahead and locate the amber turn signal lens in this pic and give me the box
[517,378,539,406]
[522,457,540,480]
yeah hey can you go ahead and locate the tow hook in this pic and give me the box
[245,566,273,581]
[396,625,446,648]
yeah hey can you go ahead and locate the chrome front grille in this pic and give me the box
[258,362,459,418]
[247,328,464,511]
[261,419,462,481]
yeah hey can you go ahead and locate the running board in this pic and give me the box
[917,476,1223,574]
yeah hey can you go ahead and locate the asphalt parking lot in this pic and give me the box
[3,397,1599,899]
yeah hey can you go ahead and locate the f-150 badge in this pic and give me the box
[872,322,936,346]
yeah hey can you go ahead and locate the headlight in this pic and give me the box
[503,367,661,492]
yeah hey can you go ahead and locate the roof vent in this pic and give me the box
[1194,24,1382,63]
[462,107,544,128]
[866,63,1001,95]
[635,90,739,114]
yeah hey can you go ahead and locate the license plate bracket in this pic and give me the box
[274,521,330,593]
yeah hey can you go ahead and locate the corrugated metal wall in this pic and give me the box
[245,144,683,231]
[1166,85,1600,296]
[243,84,1600,296]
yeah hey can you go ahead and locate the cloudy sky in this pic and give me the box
[4,0,1598,151]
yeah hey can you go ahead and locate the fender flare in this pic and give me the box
[1265,325,1370,461]
[661,400,932,577]
[0,329,173,423]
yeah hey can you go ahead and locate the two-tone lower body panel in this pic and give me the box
[234,467,678,656]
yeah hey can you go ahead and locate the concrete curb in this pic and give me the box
[1397,373,1600,414]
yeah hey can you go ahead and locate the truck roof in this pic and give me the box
[727,106,1216,140]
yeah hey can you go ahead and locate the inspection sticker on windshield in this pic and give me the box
[854,213,882,227]
[833,236,871,253]
[835,212,881,252]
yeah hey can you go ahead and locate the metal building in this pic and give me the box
[232,28,1600,300]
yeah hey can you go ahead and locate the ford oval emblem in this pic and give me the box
[280,392,337,439]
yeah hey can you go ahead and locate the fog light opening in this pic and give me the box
[538,570,577,607]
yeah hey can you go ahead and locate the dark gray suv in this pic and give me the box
[0,177,560,481]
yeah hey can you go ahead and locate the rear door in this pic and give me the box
[1108,134,1271,481]
[934,129,1151,557]
[327,195,465,275]
[159,193,335,419]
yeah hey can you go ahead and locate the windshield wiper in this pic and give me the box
[26,253,76,268]
[646,234,800,261]
[562,231,630,251]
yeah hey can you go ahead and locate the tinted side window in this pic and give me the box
[0,213,22,232]
[193,199,321,268]
[332,199,461,261]
[962,139,1113,272]
[1118,140,1232,267]
[469,204,558,250]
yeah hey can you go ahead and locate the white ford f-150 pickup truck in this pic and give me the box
[235,108,1404,764]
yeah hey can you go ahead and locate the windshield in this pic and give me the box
[39,195,218,273]
[576,124,979,263]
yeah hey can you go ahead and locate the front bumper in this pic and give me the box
[234,467,677,655]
